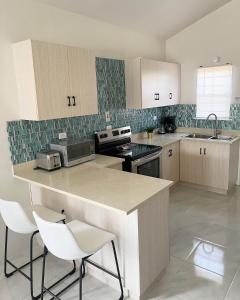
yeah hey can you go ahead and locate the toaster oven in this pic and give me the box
[50,138,95,167]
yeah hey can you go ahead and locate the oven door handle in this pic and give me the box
[132,151,162,167]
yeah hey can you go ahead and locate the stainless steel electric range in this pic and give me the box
[95,126,162,178]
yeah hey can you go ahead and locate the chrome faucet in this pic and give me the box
[206,113,218,138]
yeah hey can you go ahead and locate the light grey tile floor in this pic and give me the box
[145,184,240,300]
[2,184,240,299]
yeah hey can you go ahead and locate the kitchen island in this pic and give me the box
[13,155,173,300]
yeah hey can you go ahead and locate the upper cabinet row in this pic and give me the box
[13,40,180,120]
[125,58,180,109]
[13,40,98,120]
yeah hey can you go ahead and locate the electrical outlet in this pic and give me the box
[59,132,67,140]
[105,111,111,122]
[106,125,112,130]
[153,116,157,121]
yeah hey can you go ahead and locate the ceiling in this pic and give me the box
[38,0,231,39]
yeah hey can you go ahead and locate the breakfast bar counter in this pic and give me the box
[13,156,172,215]
[13,155,173,300]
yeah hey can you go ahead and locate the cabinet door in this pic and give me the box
[156,62,171,107]
[161,142,180,183]
[180,140,203,185]
[68,47,98,117]
[141,59,159,108]
[202,142,229,190]
[125,58,142,109]
[161,142,180,182]
[166,63,180,106]
[32,41,71,120]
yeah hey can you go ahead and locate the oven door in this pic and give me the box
[131,151,161,178]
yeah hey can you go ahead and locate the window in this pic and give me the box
[196,65,232,119]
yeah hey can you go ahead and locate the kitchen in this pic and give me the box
[1,0,240,300]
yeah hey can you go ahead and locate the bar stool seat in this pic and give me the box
[33,211,124,300]
[67,220,115,255]
[32,205,66,225]
[0,198,76,300]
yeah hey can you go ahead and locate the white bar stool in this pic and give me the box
[0,199,76,300]
[33,211,124,300]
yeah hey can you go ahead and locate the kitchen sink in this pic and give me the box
[186,134,213,139]
[209,135,235,141]
[186,134,235,141]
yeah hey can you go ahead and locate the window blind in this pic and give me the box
[196,65,232,119]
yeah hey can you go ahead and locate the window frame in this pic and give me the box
[195,64,233,120]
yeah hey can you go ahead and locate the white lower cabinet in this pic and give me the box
[161,142,180,183]
[180,139,240,193]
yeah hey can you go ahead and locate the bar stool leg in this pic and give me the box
[111,241,124,300]
[4,226,9,278]
[82,260,86,278]
[62,219,77,275]
[79,261,83,300]
[41,247,47,300]
[30,230,40,300]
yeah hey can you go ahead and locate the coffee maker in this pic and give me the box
[159,116,176,134]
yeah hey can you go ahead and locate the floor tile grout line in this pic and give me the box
[186,260,227,278]
[223,264,240,300]
[192,236,227,249]
[182,239,201,262]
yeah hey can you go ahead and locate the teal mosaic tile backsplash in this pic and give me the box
[7,108,163,165]
[163,104,240,130]
[96,57,126,112]
[7,57,164,164]
[6,55,240,165]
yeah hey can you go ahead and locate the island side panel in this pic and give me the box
[124,188,170,300]
[138,189,170,296]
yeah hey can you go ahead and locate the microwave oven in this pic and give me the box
[50,138,95,167]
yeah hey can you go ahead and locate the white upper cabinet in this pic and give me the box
[125,58,180,109]
[67,46,98,117]
[12,40,98,120]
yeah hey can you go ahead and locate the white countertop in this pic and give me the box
[87,154,124,168]
[182,135,240,144]
[13,155,173,215]
[132,133,187,147]
[133,132,240,146]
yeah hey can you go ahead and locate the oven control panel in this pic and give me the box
[95,126,132,144]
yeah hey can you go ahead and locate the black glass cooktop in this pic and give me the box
[100,143,162,161]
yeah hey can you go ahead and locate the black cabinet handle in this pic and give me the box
[154,93,160,101]
[204,148,206,155]
[72,96,76,106]
[67,96,71,107]
[169,93,173,100]
[200,148,202,155]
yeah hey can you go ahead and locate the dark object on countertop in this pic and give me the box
[163,116,176,133]
[158,123,166,134]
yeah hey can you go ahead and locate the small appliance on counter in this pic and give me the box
[158,123,166,135]
[36,150,61,171]
[162,116,176,133]
[50,138,95,167]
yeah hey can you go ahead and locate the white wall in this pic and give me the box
[166,0,240,104]
[0,0,164,260]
